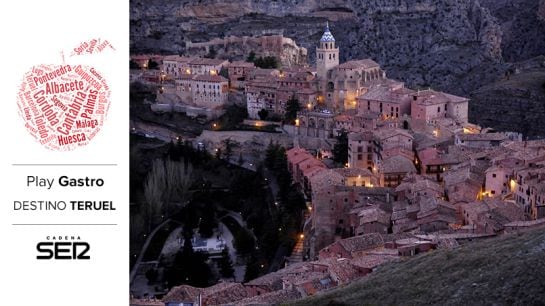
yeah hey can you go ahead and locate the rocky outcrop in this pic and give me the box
[131,0,505,93]
[470,56,545,138]
[184,34,307,67]
[130,0,545,135]
[479,0,545,62]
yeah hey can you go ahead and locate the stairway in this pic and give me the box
[287,237,304,263]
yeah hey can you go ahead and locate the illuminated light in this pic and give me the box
[295,119,300,126]
[185,69,191,74]
[210,70,217,75]
[213,123,217,128]
[345,162,349,168]
[300,234,305,239]
[308,206,312,211]
[307,103,312,109]
[369,183,374,188]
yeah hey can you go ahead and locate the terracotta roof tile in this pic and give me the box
[337,59,379,70]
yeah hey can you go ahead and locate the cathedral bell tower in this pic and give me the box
[316,21,339,80]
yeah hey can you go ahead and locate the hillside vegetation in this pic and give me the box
[290,228,545,306]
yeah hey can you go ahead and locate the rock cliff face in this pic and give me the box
[470,56,545,139]
[184,35,307,67]
[131,0,545,136]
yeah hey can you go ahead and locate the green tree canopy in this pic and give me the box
[333,128,349,165]
[284,95,300,124]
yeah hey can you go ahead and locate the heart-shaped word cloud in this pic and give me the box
[17,64,111,151]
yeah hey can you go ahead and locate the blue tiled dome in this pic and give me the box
[320,22,335,42]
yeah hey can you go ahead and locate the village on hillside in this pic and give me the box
[130,23,545,306]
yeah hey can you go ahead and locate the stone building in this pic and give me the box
[410,89,469,124]
[356,80,414,119]
[245,68,317,119]
[307,168,393,258]
[162,55,228,79]
[296,110,336,139]
[314,23,386,112]
[191,74,229,108]
[227,60,256,89]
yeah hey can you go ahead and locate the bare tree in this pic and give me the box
[164,159,193,216]
[144,159,166,233]
[143,158,194,232]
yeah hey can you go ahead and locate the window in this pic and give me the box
[492,174,496,178]
[329,54,331,60]
[437,106,440,113]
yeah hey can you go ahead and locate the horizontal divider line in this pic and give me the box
[12,164,118,166]
[12,224,118,226]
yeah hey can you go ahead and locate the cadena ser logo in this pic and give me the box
[36,235,90,260]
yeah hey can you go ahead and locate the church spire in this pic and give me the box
[320,21,335,42]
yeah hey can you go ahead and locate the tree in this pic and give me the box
[254,56,279,69]
[148,59,159,69]
[166,234,212,288]
[161,159,193,218]
[219,247,235,278]
[130,60,140,69]
[264,140,277,169]
[243,254,260,282]
[221,138,238,162]
[333,129,349,165]
[237,153,245,166]
[234,228,255,255]
[246,51,256,63]
[219,66,229,79]
[145,268,158,283]
[143,159,165,233]
[205,46,217,59]
[284,95,300,124]
[143,158,193,232]
[258,108,269,120]
[198,202,217,238]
